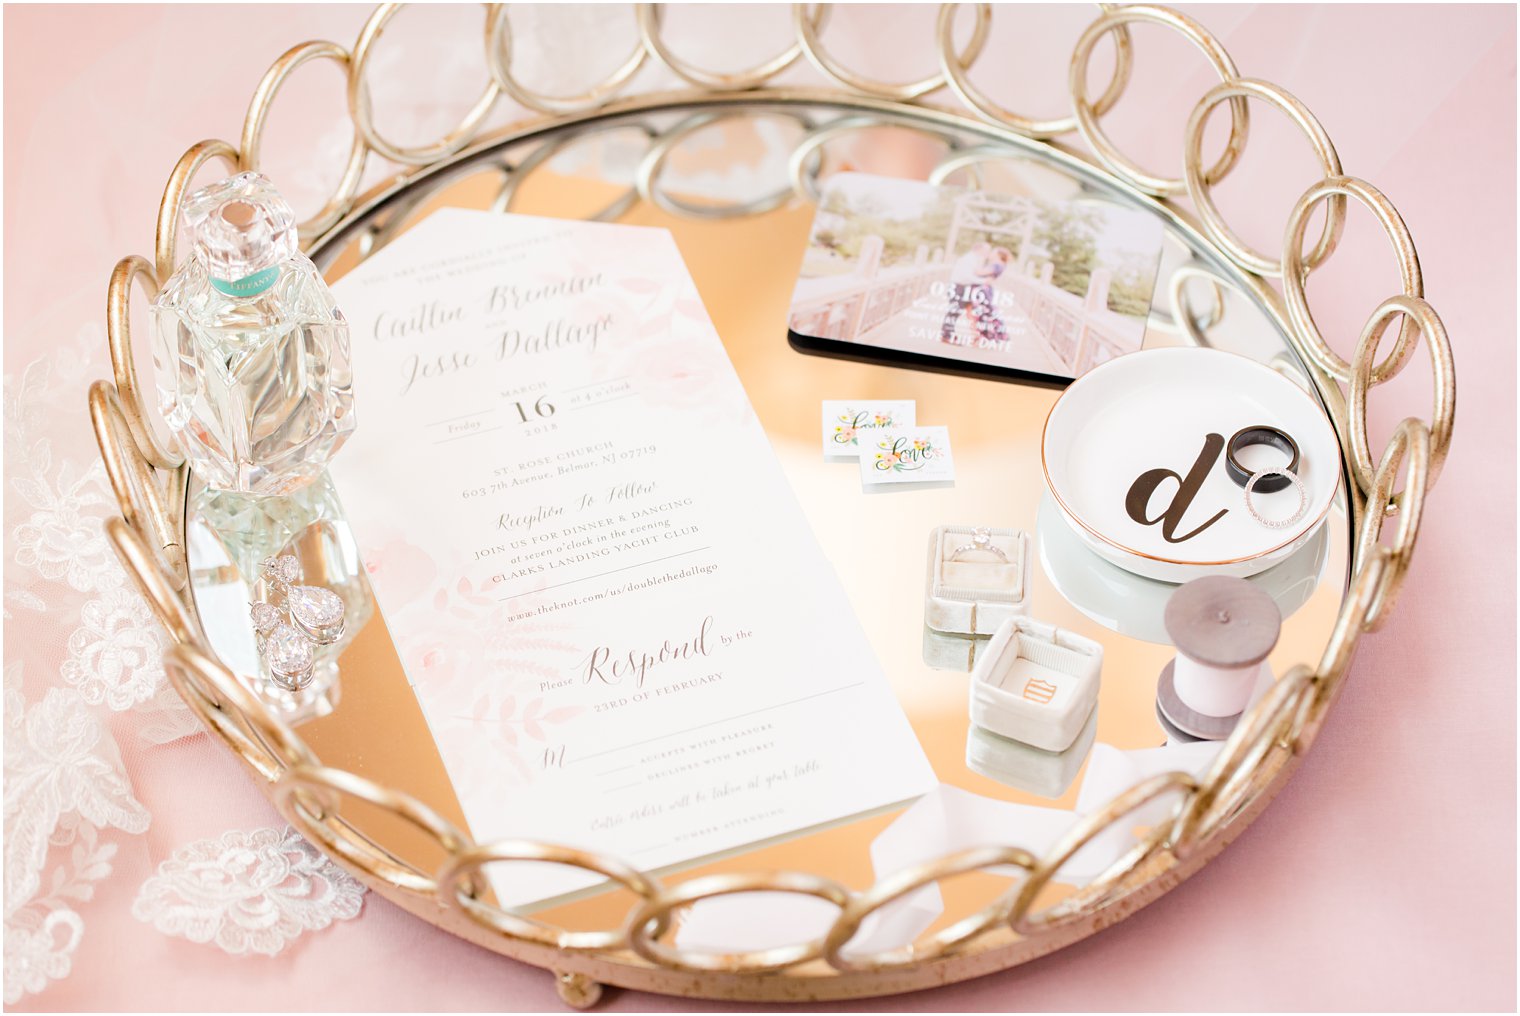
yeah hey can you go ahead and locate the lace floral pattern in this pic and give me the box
[2,662,145,1003]
[4,908,85,1005]
[4,667,150,909]
[133,682,205,746]
[131,827,366,956]
[3,821,116,1005]
[4,338,193,1004]
[61,586,168,711]
[7,355,123,599]
[12,494,116,594]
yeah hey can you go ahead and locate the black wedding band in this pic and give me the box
[1226,426,1300,493]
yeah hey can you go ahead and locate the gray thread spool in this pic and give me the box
[1156,575,1281,741]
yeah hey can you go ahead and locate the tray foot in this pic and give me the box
[555,970,603,1010]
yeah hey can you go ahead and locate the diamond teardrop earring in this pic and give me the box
[262,554,346,645]
[286,583,346,645]
[250,599,314,689]
[252,555,347,688]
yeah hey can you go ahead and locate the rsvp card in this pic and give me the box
[329,210,936,907]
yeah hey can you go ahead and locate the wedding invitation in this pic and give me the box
[329,210,936,906]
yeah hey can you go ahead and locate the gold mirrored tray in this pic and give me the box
[89,5,1456,1008]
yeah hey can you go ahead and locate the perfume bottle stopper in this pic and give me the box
[150,171,355,495]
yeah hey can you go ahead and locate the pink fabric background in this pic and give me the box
[4,4,1514,1010]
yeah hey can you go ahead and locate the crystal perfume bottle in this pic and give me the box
[151,172,355,495]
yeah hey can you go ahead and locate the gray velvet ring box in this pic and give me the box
[966,709,1098,799]
[925,526,1032,635]
[968,617,1103,753]
[922,625,985,672]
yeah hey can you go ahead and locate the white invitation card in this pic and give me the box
[329,210,936,906]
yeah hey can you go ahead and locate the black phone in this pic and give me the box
[785,172,1164,390]
[787,325,1074,390]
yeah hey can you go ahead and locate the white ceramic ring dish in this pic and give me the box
[1041,347,1340,581]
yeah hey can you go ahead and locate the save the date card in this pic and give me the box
[788,172,1164,386]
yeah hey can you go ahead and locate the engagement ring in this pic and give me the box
[950,528,1009,563]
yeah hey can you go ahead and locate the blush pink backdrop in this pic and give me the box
[3,4,1514,1011]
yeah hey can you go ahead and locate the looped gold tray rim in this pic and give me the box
[87,3,1455,1006]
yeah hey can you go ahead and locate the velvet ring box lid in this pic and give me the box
[969,617,1103,754]
[925,526,1032,635]
[966,709,1098,800]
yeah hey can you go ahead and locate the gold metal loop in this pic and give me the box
[106,255,182,470]
[1348,294,1454,497]
[438,841,665,951]
[1070,4,1248,197]
[487,5,649,115]
[1268,351,1314,393]
[1166,264,1232,347]
[639,111,813,219]
[822,845,1036,971]
[349,3,500,166]
[1315,548,1388,705]
[794,2,991,102]
[786,116,877,204]
[1282,175,1423,385]
[88,381,186,588]
[155,139,240,283]
[1354,417,1432,631]
[1171,666,1317,857]
[924,142,1106,191]
[103,517,199,647]
[164,642,319,782]
[637,4,823,91]
[786,116,955,204]
[627,871,851,973]
[274,763,476,894]
[926,144,1005,188]
[494,122,656,220]
[164,655,282,782]
[1184,78,1344,277]
[939,3,1131,139]
[241,40,369,240]
[1012,771,1196,934]
[351,184,440,264]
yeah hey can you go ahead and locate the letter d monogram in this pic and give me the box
[1124,433,1228,543]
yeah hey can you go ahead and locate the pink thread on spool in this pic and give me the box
[1156,576,1281,741]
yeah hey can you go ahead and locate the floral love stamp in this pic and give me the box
[822,399,915,459]
[859,425,955,490]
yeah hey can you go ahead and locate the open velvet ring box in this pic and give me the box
[969,617,1104,753]
[926,526,1032,636]
[966,711,1098,799]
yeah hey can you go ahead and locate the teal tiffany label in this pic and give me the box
[210,265,280,297]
